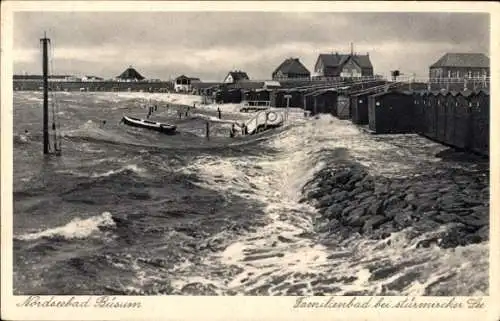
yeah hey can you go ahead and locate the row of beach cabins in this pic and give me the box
[212,78,489,157]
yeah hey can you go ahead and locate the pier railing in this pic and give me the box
[392,76,490,91]
[241,100,271,107]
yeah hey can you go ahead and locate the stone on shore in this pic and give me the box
[301,159,489,250]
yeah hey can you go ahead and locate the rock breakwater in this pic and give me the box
[301,158,489,249]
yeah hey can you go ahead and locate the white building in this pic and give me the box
[174,75,201,92]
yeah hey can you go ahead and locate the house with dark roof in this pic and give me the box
[313,53,373,78]
[174,75,201,92]
[223,70,250,84]
[272,58,310,80]
[429,53,489,79]
[116,66,145,82]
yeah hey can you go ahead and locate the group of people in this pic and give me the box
[146,102,197,120]
[143,102,200,120]
[178,103,197,119]
[229,122,248,138]
[178,106,190,119]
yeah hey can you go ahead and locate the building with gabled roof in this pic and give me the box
[223,70,250,84]
[313,53,373,78]
[272,58,310,80]
[116,66,145,81]
[174,75,201,92]
[428,53,490,91]
[429,53,489,79]
[430,53,489,69]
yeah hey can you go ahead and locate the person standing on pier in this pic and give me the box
[241,122,247,135]
[230,123,236,138]
[217,107,222,120]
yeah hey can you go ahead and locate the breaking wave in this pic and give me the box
[15,212,115,241]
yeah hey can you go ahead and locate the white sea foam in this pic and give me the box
[56,163,147,179]
[90,164,147,178]
[14,134,30,144]
[26,97,43,102]
[197,103,243,114]
[16,211,115,241]
[110,92,203,107]
[190,113,239,124]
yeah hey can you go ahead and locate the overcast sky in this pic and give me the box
[13,12,489,81]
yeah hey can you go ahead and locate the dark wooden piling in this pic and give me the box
[41,34,50,154]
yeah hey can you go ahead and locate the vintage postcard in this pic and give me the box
[1,1,498,321]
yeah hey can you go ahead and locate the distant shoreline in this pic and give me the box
[13,80,174,92]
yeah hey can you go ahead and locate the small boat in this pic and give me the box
[121,115,177,135]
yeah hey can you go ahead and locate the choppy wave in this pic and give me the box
[14,133,32,145]
[89,164,147,178]
[56,164,148,179]
[61,120,146,147]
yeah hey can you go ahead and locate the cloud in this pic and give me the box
[12,12,489,80]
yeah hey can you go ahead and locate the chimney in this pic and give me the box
[350,42,354,55]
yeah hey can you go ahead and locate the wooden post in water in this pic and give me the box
[41,33,50,154]
[284,94,291,123]
[303,95,307,117]
[206,121,210,140]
